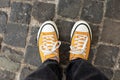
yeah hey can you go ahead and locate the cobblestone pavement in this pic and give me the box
[0,0,120,80]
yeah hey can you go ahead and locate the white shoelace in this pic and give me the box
[70,34,88,55]
[40,35,61,55]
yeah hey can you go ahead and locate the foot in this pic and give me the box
[70,21,92,60]
[37,21,61,63]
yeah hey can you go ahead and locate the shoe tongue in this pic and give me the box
[72,34,88,52]
[48,46,53,50]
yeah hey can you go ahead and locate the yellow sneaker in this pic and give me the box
[37,21,61,63]
[70,21,92,60]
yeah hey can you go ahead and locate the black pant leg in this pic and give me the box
[66,58,109,80]
[25,59,62,80]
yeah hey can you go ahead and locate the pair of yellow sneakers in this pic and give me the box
[37,21,92,63]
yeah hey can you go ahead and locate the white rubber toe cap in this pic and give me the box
[37,21,59,41]
[42,24,55,32]
[76,25,89,32]
[71,20,92,39]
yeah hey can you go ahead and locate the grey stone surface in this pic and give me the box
[0,25,2,33]
[0,11,7,33]
[0,0,120,80]
[59,42,70,64]
[20,67,35,80]
[98,67,113,79]
[88,48,96,63]
[0,0,10,8]
[56,20,74,42]
[29,27,39,46]
[0,70,15,80]
[113,70,120,80]
[24,46,41,66]
[94,0,105,1]
[0,56,20,72]
[101,19,120,45]
[90,24,100,46]
[118,59,120,69]
[32,2,55,22]
[81,0,104,23]
[2,46,24,63]
[105,0,120,20]
[0,36,3,49]
[58,0,82,19]
[4,23,28,47]
[94,45,119,68]
[10,2,32,24]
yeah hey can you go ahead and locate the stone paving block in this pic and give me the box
[58,0,82,19]
[39,0,55,2]
[56,20,74,42]
[2,46,24,63]
[88,48,96,63]
[0,0,10,8]
[94,45,119,68]
[0,70,15,80]
[20,67,35,80]
[0,25,2,34]
[32,2,55,22]
[0,36,3,49]
[25,46,41,67]
[98,67,113,79]
[0,56,20,72]
[29,27,39,46]
[113,70,120,80]
[81,0,104,24]
[4,23,28,48]
[10,2,32,24]
[59,42,70,64]
[94,0,105,1]
[118,59,120,69]
[105,0,120,20]
[0,11,7,33]
[90,24,100,46]
[101,19,120,45]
